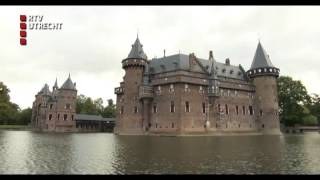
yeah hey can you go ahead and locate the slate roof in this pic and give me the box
[75,114,115,122]
[127,37,147,60]
[60,74,76,90]
[250,42,274,69]
[38,84,51,96]
[148,54,246,80]
[53,78,58,89]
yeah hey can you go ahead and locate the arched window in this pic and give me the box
[170,101,175,113]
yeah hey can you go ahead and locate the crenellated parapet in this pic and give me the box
[247,66,280,78]
[121,58,147,69]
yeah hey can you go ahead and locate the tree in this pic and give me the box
[94,98,104,114]
[0,82,20,125]
[277,76,311,126]
[17,108,32,125]
[308,94,320,125]
[102,99,116,118]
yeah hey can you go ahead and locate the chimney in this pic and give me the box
[225,58,230,66]
[209,51,213,61]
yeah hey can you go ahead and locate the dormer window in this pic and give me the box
[230,70,234,74]
[169,84,174,93]
[222,68,226,73]
[238,72,242,76]
[160,65,166,71]
[184,84,190,92]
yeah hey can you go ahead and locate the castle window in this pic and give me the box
[239,124,240,128]
[49,104,53,109]
[169,84,174,93]
[260,110,263,116]
[155,123,158,128]
[199,86,204,94]
[63,114,67,121]
[185,101,190,112]
[230,70,233,74]
[184,84,190,92]
[225,104,229,115]
[227,90,230,96]
[71,115,74,121]
[236,106,239,115]
[65,104,71,110]
[170,101,175,113]
[262,124,265,128]
[49,114,52,120]
[153,103,157,113]
[242,106,246,115]
[134,106,138,114]
[120,106,124,114]
[235,90,238,96]
[172,123,174,128]
[249,106,253,115]
[202,103,206,114]
[222,68,226,73]
[218,104,221,112]
[58,114,60,120]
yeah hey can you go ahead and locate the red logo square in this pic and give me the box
[20,38,27,46]
[20,31,27,37]
[20,15,27,22]
[20,23,26,29]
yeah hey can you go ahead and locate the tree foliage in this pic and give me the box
[277,76,318,126]
[76,94,116,118]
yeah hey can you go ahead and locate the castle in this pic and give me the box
[31,74,115,132]
[114,37,280,135]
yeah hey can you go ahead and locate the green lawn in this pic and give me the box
[0,125,29,130]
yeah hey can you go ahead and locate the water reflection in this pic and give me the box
[0,131,320,174]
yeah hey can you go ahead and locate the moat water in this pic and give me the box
[0,130,320,174]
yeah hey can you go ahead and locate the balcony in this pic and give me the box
[115,87,124,95]
[139,85,153,99]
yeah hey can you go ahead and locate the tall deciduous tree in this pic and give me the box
[277,76,311,126]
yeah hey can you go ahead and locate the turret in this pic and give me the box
[246,42,280,134]
[115,36,148,134]
[56,74,77,132]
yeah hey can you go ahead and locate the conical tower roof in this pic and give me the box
[53,78,58,89]
[39,83,51,96]
[60,74,76,90]
[127,36,147,60]
[250,42,274,70]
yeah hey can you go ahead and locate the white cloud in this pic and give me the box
[0,6,320,109]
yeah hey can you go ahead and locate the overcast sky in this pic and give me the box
[1,6,319,109]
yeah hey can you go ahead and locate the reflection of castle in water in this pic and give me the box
[114,36,281,135]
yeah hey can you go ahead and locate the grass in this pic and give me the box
[0,125,29,130]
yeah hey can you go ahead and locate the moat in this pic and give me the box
[0,130,320,174]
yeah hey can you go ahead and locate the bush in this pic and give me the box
[302,115,318,126]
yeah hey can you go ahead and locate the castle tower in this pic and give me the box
[247,42,280,134]
[55,74,77,132]
[31,84,51,130]
[115,36,148,135]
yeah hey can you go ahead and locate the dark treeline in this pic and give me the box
[0,82,32,125]
[1,75,320,126]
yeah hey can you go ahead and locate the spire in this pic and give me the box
[127,36,147,60]
[53,78,58,89]
[61,74,76,90]
[250,41,275,70]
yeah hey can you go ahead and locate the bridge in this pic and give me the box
[283,126,320,134]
